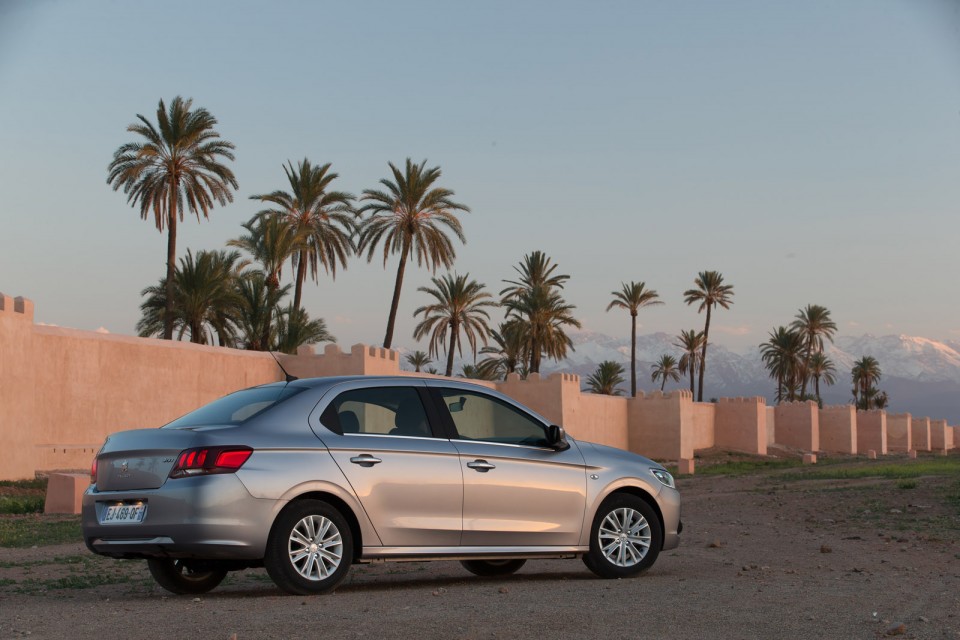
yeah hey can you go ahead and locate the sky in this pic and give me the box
[1,0,959,355]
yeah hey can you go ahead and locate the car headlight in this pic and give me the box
[651,468,675,488]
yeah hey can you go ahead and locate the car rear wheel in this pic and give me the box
[146,558,227,595]
[584,493,662,579]
[265,499,353,595]
[460,559,527,577]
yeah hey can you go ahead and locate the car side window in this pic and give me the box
[325,387,433,438]
[438,388,548,447]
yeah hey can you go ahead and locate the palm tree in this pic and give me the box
[500,250,570,299]
[228,214,303,349]
[476,320,528,380]
[790,304,837,398]
[606,281,663,396]
[273,305,335,355]
[806,352,837,403]
[108,96,238,340]
[250,159,356,311]
[650,354,681,392]
[760,327,804,403]
[501,252,581,374]
[683,271,735,401]
[136,249,244,345]
[234,271,291,351]
[675,329,706,395]
[357,158,469,349]
[405,350,431,372]
[851,356,882,410]
[459,364,500,381]
[412,273,496,377]
[585,361,625,396]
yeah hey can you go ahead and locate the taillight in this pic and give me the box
[90,456,98,486]
[168,446,253,478]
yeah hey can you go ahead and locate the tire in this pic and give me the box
[265,499,353,595]
[146,558,227,595]
[460,559,527,577]
[583,493,662,579]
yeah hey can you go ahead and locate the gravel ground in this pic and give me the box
[2,459,959,640]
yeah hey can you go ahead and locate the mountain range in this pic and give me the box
[538,331,960,423]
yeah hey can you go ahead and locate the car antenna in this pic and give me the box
[268,351,298,383]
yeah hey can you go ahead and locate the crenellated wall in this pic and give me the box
[857,410,887,455]
[715,397,767,455]
[1,294,956,480]
[819,405,857,454]
[774,401,820,452]
[911,417,932,452]
[887,413,913,452]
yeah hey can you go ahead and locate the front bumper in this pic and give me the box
[658,485,682,550]
[82,474,278,560]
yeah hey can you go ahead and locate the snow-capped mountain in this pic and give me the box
[398,330,960,422]
[545,331,960,422]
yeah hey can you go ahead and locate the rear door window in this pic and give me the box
[322,387,435,438]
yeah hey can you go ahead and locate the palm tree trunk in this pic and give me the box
[815,376,821,402]
[660,376,666,392]
[163,189,178,340]
[293,249,307,311]
[445,321,458,377]
[799,345,811,399]
[698,305,712,402]
[630,313,637,397]
[688,360,695,394]
[383,241,409,349]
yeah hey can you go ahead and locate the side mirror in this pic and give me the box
[546,425,570,451]
[449,396,467,413]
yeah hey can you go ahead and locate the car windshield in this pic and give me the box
[162,385,305,429]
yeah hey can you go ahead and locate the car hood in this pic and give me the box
[578,441,666,471]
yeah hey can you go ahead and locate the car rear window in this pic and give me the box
[162,385,305,428]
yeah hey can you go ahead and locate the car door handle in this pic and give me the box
[350,454,382,467]
[466,459,496,472]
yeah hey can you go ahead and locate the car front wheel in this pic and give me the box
[460,559,527,577]
[584,493,662,579]
[146,558,228,595]
[265,499,353,595]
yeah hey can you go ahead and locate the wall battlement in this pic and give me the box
[719,396,765,405]
[0,294,34,320]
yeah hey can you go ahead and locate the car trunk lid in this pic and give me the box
[94,428,206,491]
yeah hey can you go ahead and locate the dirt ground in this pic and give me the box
[1,454,959,640]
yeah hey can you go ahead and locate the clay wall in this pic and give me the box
[773,401,819,452]
[819,405,857,454]
[911,417,931,451]
[856,410,887,455]
[886,413,912,452]
[715,397,767,455]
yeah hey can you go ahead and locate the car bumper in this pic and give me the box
[82,474,279,560]
[658,485,682,550]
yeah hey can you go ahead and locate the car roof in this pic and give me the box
[261,375,494,392]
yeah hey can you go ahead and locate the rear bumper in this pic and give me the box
[82,474,279,560]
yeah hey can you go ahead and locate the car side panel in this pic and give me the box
[326,435,464,546]
[454,440,586,546]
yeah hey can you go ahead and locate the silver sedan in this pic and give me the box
[82,376,681,595]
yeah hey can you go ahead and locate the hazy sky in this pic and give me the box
[1,0,958,354]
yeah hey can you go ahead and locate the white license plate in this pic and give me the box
[99,503,146,525]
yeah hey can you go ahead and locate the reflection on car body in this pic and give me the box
[83,376,681,595]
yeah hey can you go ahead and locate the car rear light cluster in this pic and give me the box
[168,446,254,478]
[90,456,98,485]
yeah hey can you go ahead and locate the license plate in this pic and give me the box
[99,503,146,525]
